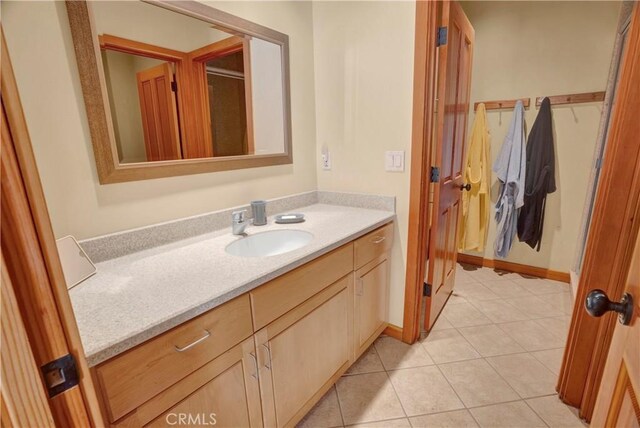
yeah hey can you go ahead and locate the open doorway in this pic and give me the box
[404,0,639,423]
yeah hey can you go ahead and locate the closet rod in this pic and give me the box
[474,98,530,111]
[535,91,605,106]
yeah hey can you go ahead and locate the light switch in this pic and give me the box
[385,151,405,172]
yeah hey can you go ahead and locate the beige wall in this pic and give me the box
[312,1,416,327]
[2,0,318,240]
[460,1,620,273]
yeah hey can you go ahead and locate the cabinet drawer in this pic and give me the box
[250,243,354,330]
[354,223,394,269]
[96,294,253,422]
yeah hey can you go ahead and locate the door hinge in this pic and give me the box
[430,166,440,183]
[171,81,178,92]
[423,282,432,297]
[437,26,448,46]
[41,354,79,397]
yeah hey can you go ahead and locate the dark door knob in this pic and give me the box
[459,183,471,191]
[585,289,634,326]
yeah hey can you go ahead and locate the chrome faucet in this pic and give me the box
[232,210,248,235]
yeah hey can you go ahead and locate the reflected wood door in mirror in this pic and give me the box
[136,62,182,161]
[66,0,292,184]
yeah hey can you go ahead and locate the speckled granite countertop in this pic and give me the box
[70,202,394,366]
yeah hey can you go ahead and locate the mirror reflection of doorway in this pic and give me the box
[206,50,250,156]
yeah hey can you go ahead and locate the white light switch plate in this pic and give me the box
[385,151,405,172]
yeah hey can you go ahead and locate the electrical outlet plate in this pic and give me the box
[322,151,331,170]
[385,151,405,172]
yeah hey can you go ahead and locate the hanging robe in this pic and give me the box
[458,103,491,252]
[517,97,556,250]
[493,100,526,258]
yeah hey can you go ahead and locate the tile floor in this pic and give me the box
[297,263,587,428]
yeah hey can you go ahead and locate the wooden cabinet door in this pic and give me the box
[256,276,352,428]
[116,338,262,427]
[355,256,390,358]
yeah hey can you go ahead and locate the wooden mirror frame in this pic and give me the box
[66,0,292,184]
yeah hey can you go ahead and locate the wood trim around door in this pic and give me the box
[401,0,440,344]
[558,2,640,421]
[1,28,104,426]
[457,253,571,283]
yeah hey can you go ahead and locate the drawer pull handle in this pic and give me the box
[372,236,386,244]
[174,330,211,352]
[262,343,272,370]
[249,352,259,379]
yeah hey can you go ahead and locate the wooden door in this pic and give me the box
[355,256,390,357]
[136,62,182,161]
[1,29,103,426]
[591,231,640,427]
[141,338,263,428]
[425,0,474,330]
[558,3,640,420]
[256,277,351,428]
[1,253,55,428]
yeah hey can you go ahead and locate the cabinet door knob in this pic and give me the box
[585,289,634,326]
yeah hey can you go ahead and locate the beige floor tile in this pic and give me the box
[534,317,570,341]
[458,324,526,357]
[409,409,479,427]
[441,302,493,328]
[526,396,587,428]
[430,315,455,332]
[348,418,411,427]
[504,295,566,319]
[486,354,557,398]
[467,268,516,283]
[456,271,479,285]
[346,345,385,375]
[512,277,571,295]
[469,401,546,427]
[374,336,434,370]
[421,329,480,364]
[470,298,534,323]
[545,292,575,316]
[479,279,533,298]
[531,348,565,375]
[497,320,566,351]
[453,282,501,301]
[447,293,469,305]
[336,372,405,425]
[438,359,519,408]
[297,386,343,428]
[388,366,464,416]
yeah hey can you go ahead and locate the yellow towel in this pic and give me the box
[458,103,491,252]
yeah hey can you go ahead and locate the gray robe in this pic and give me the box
[493,101,526,258]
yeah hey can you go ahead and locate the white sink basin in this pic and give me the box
[225,230,314,258]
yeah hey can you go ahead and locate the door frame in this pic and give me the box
[1,28,104,426]
[402,0,440,344]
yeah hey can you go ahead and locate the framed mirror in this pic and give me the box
[66,0,292,183]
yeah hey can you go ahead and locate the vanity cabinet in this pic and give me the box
[115,337,262,428]
[94,222,394,428]
[255,275,352,428]
[353,223,393,358]
[354,256,390,358]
